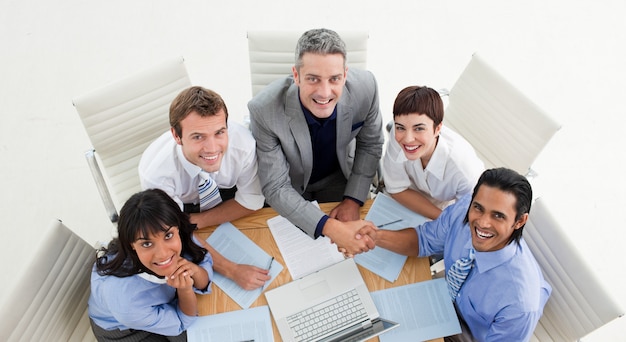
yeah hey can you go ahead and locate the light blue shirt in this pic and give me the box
[416,194,551,341]
[88,242,214,336]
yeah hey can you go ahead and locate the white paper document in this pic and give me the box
[187,305,274,342]
[267,213,344,280]
[355,193,429,282]
[371,278,462,341]
[206,222,283,309]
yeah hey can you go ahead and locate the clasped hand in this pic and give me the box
[167,257,198,289]
[327,220,377,258]
[328,200,379,257]
[337,224,378,258]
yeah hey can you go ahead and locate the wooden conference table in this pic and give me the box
[194,200,443,342]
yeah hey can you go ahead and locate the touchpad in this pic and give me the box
[300,278,330,300]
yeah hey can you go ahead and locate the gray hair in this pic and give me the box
[295,28,347,71]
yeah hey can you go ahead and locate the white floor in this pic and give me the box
[1,0,625,339]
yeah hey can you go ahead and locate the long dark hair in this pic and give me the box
[95,188,206,277]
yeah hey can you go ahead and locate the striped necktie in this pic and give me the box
[447,248,475,300]
[198,171,222,211]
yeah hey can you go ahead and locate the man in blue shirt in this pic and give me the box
[358,168,551,341]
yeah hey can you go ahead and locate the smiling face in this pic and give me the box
[293,53,347,119]
[172,110,228,173]
[132,226,182,277]
[394,113,442,166]
[468,185,528,252]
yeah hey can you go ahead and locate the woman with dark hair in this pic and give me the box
[383,85,484,220]
[88,188,213,341]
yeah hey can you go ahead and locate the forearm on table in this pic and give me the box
[391,190,442,220]
[191,199,255,228]
[375,228,419,256]
[203,243,236,279]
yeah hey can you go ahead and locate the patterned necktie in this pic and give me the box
[198,171,222,211]
[447,248,475,300]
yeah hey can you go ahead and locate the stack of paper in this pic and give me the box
[267,214,344,280]
[187,305,274,342]
[371,278,462,341]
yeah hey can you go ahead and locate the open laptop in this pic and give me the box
[265,258,399,342]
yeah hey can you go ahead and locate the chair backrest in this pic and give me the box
[0,219,96,342]
[73,57,191,218]
[443,53,561,176]
[524,198,623,341]
[247,30,368,97]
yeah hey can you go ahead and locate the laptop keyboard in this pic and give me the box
[287,289,369,342]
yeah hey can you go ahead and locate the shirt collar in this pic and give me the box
[473,240,518,273]
[176,144,219,179]
[299,90,338,125]
[425,135,450,181]
[137,272,167,284]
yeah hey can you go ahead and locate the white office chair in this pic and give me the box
[524,198,623,341]
[0,219,96,342]
[428,54,561,276]
[443,53,561,177]
[73,57,191,222]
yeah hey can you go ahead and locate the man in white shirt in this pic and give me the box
[139,86,268,290]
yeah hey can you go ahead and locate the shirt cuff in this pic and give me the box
[315,215,330,238]
[177,307,198,329]
[343,196,363,206]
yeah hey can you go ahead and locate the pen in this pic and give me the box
[265,256,274,270]
[377,219,402,228]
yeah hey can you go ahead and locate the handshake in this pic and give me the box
[329,219,382,258]
[325,200,409,258]
[330,219,412,259]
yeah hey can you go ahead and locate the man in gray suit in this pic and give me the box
[248,28,383,255]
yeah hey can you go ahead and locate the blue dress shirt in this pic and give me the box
[416,194,551,341]
[88,240,214,336]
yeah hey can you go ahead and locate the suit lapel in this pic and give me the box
[336,85,353,161]
[285,85,313,183]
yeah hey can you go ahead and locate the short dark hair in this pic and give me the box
[95,188,206,277]
[295,28,346,71]
[465,168,533,245]
[393,86,444,129]
[170,86,229,138]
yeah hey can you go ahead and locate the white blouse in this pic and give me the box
[382,125,484,209]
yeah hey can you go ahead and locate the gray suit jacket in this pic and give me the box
[248,68,383,237]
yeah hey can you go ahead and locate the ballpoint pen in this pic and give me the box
[265,256,274,270]
[377,219,402,228]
